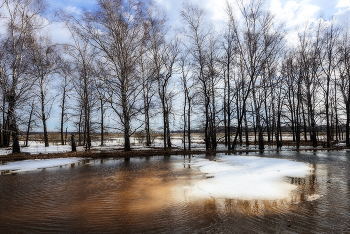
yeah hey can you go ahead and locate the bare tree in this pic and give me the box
[338,25,350,146]
[145,3,175,149]
[157,38,181,149]
[221,22,236,149]
[139,44,155,146]
[27,34,58,147]
[179,48,195,150]
[181,2,212,150]
[298,22,323,148]
[24,98,37,147]
[226,0,284,150]
[0,0,47,153]
[58,62,72,145]
[57,10,98,151]
[79,0,147,151]
[94,62,109,146]
[206,34,221,150]
[321,19,341,147]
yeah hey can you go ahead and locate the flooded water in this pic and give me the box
[0,151,350,233]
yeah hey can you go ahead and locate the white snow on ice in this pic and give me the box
[0,141,74,155]
[0,158,83,173]
[186,155,312,200]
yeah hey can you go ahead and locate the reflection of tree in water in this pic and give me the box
[203,199,217,212]
[309,163,317,194]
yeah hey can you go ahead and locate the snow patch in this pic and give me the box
[0,158,83,173]
[304,194,322,201]
[185,156,312,200]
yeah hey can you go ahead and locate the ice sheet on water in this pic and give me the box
[0,158,83,173]
[185,155,312,200]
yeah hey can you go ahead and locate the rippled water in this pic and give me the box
[0,151,350,233]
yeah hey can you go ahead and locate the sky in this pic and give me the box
[44,0,350,131]
[48,0,350,45]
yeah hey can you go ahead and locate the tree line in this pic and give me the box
[0,0,349,153]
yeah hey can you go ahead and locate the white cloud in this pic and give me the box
[336,0,350,8]
[65,6,82,15]
[49,21,73,44]
[269,0,320,29]
[204,0,228,22]
[333,7,350,25]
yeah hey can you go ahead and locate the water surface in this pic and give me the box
[0,151,349,233]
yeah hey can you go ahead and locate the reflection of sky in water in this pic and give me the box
[0,152,349,233]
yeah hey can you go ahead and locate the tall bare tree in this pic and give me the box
[0,0,47,153]
[58,62,72,145]
[226,0,284,150]
[139,44,155,146]
[27,34,58,147]
[338,26,350,146]
[79,0,147,151]
[181,2,212,150]
[145,3,174,149]
[221,23,236,149]
[321,20,341,147]
[57,10,98,150]
[179,51,194,150]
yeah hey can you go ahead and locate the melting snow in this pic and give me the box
[0,158,83,173]
[186,155,312,200]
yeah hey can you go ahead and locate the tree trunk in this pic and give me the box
[326,73,331,148]
[223,81,227,147]
[78,109,83,146]
[163,103,167,149]
[40,88,49,147]
[205,95,210,150]
[26,101,35,147]
[296,83,301,149]
[166,110,171,148]
[101,99,104,146]
[211,81,216,150]
[253,88,264,150]
[2,97,7,147]
[188,99,191,150]
[244,110,249,146]
[60,86,66,145]
[301,101,307,142]
[145,107,151,146]
[290,91,296,142]
[227,65,231,150]
[122,86,131,151]
[346,87,350,146]
[334,78,339,141]
[183,89,187,150]
[8,95,20,154]
[65,127,68,145]
[265,98,270,143]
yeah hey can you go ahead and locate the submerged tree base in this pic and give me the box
[0,141,347,163]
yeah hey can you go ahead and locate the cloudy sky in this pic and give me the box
[47,0,350,50]
[43,0,349,131]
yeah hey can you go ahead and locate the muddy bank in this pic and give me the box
[0,143,348,163]
[0,149,245,163]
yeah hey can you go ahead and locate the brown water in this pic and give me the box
[0,151,350,233]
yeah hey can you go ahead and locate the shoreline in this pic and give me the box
[0,144,348,163]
